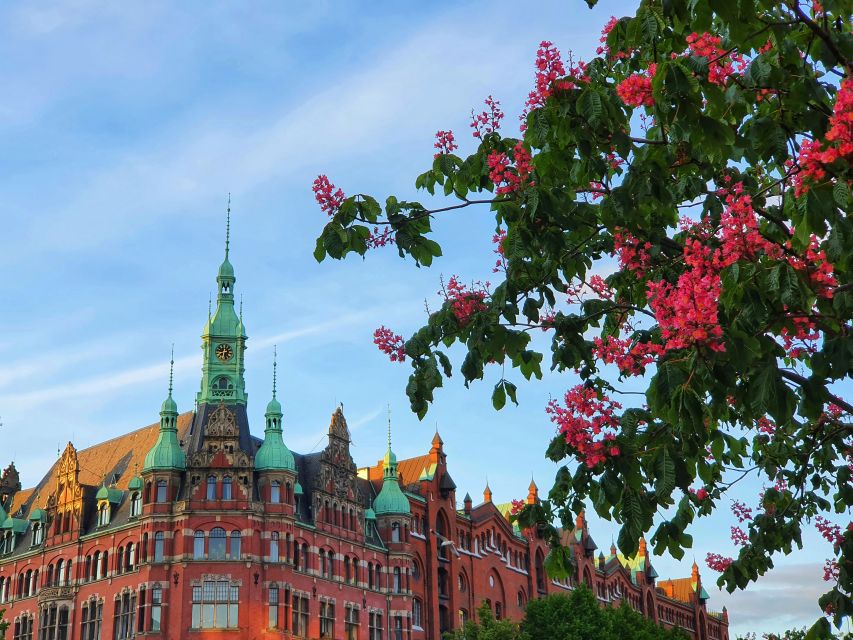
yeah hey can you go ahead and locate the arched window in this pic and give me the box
[351,556,359,585]
[375,563,382,591]
[230,531,241,560]
[209,528,226,560]
[393,567,402,593]
[101,551,108,578]
[412,559,421,581]
[130,492,142,517]
[222,476,233,500]
[194,531,205,559]
[270,532,280,562]
[97,504,110,527]
[126,543,135,570]
[268,584,279,629]
[207,476,217,500]
[115,548,124,574]
[56,559,65,585]
[367,562,374,589]
[152,532,164,563]
[270,481,281,503]
[213,376,233,392]
[156,480,168,503]
[344,556,351,583]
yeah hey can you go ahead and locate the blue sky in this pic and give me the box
[0,0,839,635]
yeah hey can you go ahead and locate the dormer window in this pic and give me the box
[130,492,142,517]
[31,522,44,547]
[97,503,110,527]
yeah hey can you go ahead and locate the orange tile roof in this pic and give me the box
[657,577,696,603]
[10,412,194,514]
[361,454,432,486]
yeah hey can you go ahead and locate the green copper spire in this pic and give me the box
[255,346,296,472]
[143,351,186,472]
[373,407,410,515]
[198,196,248,406]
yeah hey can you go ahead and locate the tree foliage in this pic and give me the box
[444,587,689,640]
[314,0,853,634]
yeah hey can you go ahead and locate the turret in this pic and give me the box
[526,478,539,504]
[483,482,492,503]
[255,348,296,473]
[373,415,410,517]
[143,351,186,473]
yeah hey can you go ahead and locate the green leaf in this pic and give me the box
[492,381,506,410]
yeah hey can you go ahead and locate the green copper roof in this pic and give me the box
[0,503,7,523]
[96,486,123,503]
[294,481,304,495]
[373,421,410,516]
[256,352,296,472]
[28,508,45,522]
[143,355,187,472]
[2,517,28,534]
[128,476,143,492]
[365,507,376,521]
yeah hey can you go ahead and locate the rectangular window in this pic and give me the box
[268,586,279,629]
[345,605,359,640]
[394,615,403,640]
[320,601,335,638]
[291,595,309,638]
[191,580,239,629]
[369,612,383,640]
[113,593,136,640]
[154,534,165,563]
[151,587,162,632]
[14,614,34,640]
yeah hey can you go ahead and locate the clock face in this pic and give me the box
[215,343,233,362]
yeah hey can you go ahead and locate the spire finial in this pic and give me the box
[387,403,392,451]
[225,193,231,259]
[240,294,243,322]
[168,344,175,396]
[272,345,278,398]
[208,292,212,320]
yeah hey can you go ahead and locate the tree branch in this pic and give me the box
[778,369,853,415]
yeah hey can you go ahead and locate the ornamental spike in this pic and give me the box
[272,345,278,399]
[225,193,231,259]
[168,343,175,396]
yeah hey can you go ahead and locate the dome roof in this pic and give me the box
[266,397,282,416]
[96,485,123,503]
[373,454,410,516]
[160,394,178,415]
[143,430,186,472]
[294,481,304,496]
[255,437,296,472]
[365,507,376,521]
[218,257,235,280]
[128,476,143,492]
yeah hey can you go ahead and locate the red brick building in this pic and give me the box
[0,224,730,640]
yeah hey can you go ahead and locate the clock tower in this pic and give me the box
[196,202,247,407]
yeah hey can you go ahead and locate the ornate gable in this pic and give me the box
[187,404,253,469]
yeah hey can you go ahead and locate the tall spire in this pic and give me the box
[387,403,392,451]
[168,343,175,396]
[374,404,410,516]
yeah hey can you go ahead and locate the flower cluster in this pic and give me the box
[488,142,534,194]
[591,336,663,376]
[366,227,394,249]
[731,526,749,547]
[546,385,621,468]
[313,175,345,217]
[756,417,776,435]
[617,64,656,108]
[786,234,837,298]
[705,552,733,572]
[732,500,753,522]
[690,486,709,501]
[509,499,525,516]
[613,229,652,278]
[647,244,725,353]
[686,32,745,85]
[779,315,819,359]
[492,229,507,273]
[793,79,853,195]
[434,130,458,158]
[595,16,629,59]
[373,326,406,362]
[470,96,504,139]
[443,276,488,325]
[815,515,844,547]
[714,182,782,268]
[521,42,587,127]
[824,558,840,582]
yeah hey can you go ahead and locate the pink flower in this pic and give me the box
[470,96,504,139]
[546,385,621,468]
[434,130,458,158]
[443,276,488,326]
[488,143,534,194]
[373,326,406,362]
[706,552,733,572]
[617,72,654,107]
[313,175,345,217]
